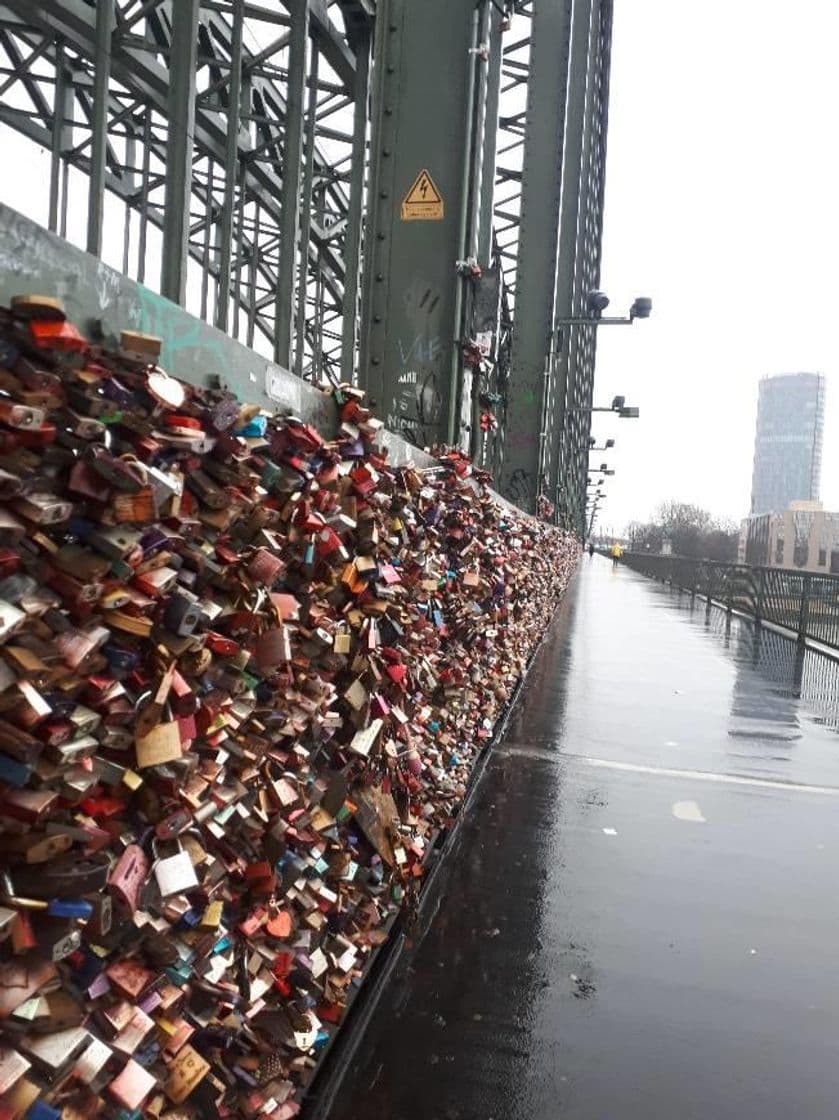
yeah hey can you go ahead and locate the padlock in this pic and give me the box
[152,838,199,898]
[154,806,192,842]
[13,492,73,525]
[255,625,292,671]
[108,844,149,913]
[0,401,45,430]
[112,486,157,524]
[0,599,25,643]
[52,543,111,583]
[85,892,113,939]
[67,459,113,502]
[55,406,106,441]
[185,469,228,509]
[163,590,203,637]
[247,548,285,586]
[33,915,83,962]
[88,447,144,493]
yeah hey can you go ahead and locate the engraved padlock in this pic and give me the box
[152,838,199,898]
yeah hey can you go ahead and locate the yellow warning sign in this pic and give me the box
[401,169,444,221]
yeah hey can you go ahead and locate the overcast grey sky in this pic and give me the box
[592,0,839,536]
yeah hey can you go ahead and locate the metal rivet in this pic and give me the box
[372,357,381,365]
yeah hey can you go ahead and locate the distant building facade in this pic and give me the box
[750,373,825,515]
[740,501,839,573]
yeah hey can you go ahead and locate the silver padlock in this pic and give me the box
[152,838,199,898]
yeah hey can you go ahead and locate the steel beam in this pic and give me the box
[545,0,594,507]
[274,0,308,367]
[496,0,573,512]
[359,0,480,448]
[340,23,370,381]
[307,0,354,88]
[295,39,319,378]
[86,0,113,255]
[48,38,72,233]
[161,0,200,304]
[216,0,244,332]
[446,5,480,448]
[560,0,614,534]
[477,7,503,267]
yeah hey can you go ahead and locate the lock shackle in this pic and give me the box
[247,587,266,614]
[117,453,150,485]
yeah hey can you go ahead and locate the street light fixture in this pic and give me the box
[570,395,640,419]
[555,290,653,328]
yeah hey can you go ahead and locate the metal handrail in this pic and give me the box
[620,553,839,650]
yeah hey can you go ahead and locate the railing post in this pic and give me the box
[797,574,811,645]
[755,568,765,624]
[707,566,715,604]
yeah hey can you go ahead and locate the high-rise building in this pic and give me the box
[750,373,826,515]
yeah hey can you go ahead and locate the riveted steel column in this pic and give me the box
[341,26,371,381]
[359,0,478,447]
[86,0,114,255]
[546,0,594,506]
[274,0,309,367]
[216,0,244,332]
[49,40,73,234]
[556,0,614,534]
[477,7,504,268]
[161,0,200,304]
[496,0,573,512]
[295,41,319,379]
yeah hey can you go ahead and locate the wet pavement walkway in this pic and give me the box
[323,558,839,1120]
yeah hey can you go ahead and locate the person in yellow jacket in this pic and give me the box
[610,542,623,567]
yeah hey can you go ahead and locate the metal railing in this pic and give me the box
[620,553,839,652]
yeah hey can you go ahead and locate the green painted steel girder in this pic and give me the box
[495,0,573,513]
[359,0,494,451]
[161,0,200,305]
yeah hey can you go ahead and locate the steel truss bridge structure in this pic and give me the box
[0,0,613,532]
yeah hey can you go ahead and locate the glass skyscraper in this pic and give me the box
[750,373,826,515]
